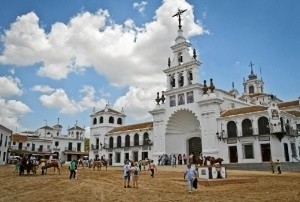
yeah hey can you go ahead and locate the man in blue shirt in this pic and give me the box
[183,163,198,193]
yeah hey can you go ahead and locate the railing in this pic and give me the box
[64,147,81,152]
[291,155,300,162]
[10,146,51,152]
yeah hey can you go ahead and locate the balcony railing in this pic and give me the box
[64,147,81,152]
[10,146,52,153]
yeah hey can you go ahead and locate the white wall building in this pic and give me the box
[10,122,87,163]
[89,15,300,166]
[0,124,12,165]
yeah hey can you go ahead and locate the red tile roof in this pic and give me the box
[278,100,299,109]
[286,111,300,118]
[107,122,153,134]
[220,106,268,117]
[11,134,28,142]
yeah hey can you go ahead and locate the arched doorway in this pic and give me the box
[188,137,202,162]
[165,109,201,155]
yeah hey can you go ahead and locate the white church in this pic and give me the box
[89,11,300,166]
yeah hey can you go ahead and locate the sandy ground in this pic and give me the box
[0,164,300,202]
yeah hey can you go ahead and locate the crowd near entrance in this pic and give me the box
[188,137,202,163]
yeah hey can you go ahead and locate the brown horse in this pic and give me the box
[100,159,108,171]
[41,160,61,175]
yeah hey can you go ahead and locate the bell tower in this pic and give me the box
[164,9,201,92]
[243,61,264,95]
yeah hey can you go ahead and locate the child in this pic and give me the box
[132,162,140,188]
[148,160,157,178]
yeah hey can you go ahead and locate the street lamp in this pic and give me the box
[146,138,152,150]
[216,132,221,141]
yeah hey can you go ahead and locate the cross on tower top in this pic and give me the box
[249,61,254,74]
[172,8,187,30]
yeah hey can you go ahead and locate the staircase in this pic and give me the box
[223,162,300,172]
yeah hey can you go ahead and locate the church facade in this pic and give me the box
[89,17,300,166]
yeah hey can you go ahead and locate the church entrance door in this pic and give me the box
[188,137,202,163]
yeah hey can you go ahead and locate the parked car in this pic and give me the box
[8,156,22,164]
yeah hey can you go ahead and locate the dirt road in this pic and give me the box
[0,165,299,202]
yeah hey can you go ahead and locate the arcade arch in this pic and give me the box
[165,109,201,156]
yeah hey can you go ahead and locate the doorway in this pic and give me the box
[133,151,138,162]
[188,137,202,162]
[229,146,238,163]
[124,153,129,161]
[284,143,290,162]
[261,144,271,162]
[142,152,148,160]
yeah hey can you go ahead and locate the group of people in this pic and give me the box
[158,154,188,166]
[123,159,157,188]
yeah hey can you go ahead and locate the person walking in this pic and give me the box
[132,162,140,188]
[148,160,157,178]
[183,163,198,194]
[270,160,275,173]
[69,159,76,179]
[277,159,282,174]
[123,160,131,188]
[183,154,187,165]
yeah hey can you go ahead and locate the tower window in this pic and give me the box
[249,85,254,94]
[117,118,122,125]
[109,116,114,124]
[99,116,103,124]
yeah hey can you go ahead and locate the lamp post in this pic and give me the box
[216,132,221,141]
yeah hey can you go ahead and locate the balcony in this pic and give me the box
[64,147,81,152]
[10,146,52,153]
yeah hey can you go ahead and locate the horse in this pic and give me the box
[40,160,61,175]
[19,156,38,176]
[99,159,108,171]
[213,158,224,166]
[77,159,89,169]
[93,160,101,171]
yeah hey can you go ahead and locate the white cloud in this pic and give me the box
[133,1,148,14]
[31,85,55,93]
[0,76,23,97]
[0,98,31,131]
[114,85,165,121]
[39,85,107,114]
[0,0,207,123]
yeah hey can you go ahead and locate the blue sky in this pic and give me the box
[0,0,299,136]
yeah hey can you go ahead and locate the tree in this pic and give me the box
[84,138,90,152]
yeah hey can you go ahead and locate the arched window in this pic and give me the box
[117,136,122,147]
[227,121,237,138]
[258,117,270,135]
[93,118,97,125]
[109,116,114,124]
[117,118,122,125]
[143,132,149,145]
[125,135,130,147]
[134,133,139,146]
[109,137,114,148]
[99,116,103,124]
[242,119,253,136]
[249,85,254,94]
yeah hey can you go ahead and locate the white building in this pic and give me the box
[0,124,12,165]
[89,14,300,166]
[10,122,87,163]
